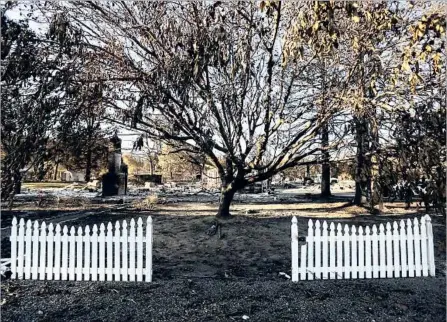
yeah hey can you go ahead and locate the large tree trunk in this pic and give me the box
[353,118,368,205]
[53,161,59,180]
[149,160,154,175]
[217,185,237,217]
[85,147,92,182]
[321,123,331,198]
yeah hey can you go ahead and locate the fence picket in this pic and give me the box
[343,225,350,279]
[351,225,357,279]
[372,225,379,278]
[322,221,329,279]
[425,215,436,276]
[399,220,407,278]
[39,222,47,280]
[17,219,25,279]
[146,217,153,282]
[392,222,400,278]
[32,221,39,279]
[76,227,83,281]
[99,224,106,281]
[386,223,393,278]
[291,217,299,281]
[91,225,98,281]
[137,218,144,282]
[69,227,76,280]
[420,217,428,277]
[47,223,54,280]
[329,222,336,279]
[10,218,18,279]
[307,220,314,280]
[365,226,372,279]
[84,226,91,280]
[114,221,121,281]
[129,219,136,281]
[61,226,69,280]
[407,219,415,277]
[379,224,386,278]
[25,220,32,279]
[107,223,113,281]
[336,223,343,279]
[54,224,62,280]
[314,220,321,280]
[122,221,128,281]
[358,226,364,278]
[413,218,421,277]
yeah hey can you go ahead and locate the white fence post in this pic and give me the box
[379,224,386,278]
[137,218,144,282]
[336,223,343,279]
[17,218,25,280]
[329,222,336,279]
[114,221,121,281]
[392,222,400,278]
[358,226,365,279]
[107,223,113,281]
[32,221,39,279]
[76,227,83,281]
[399,220,407,278]
[84,225,91,281]
[351,225,357,279]
[24,220,32,279]
[54,224,62,280]
[413,218,422,277]
[10,217,18,280]
[420,217,428,276]
[425,215,436,276]
[99,223,106,281]
[91,225,98,281]
[47,223,54,280]
[291,217,299,282]
[61,225,69,280]
[322,221,329,280]
[307,220,314,280]
[407,219,415,277]
[39,222,47,280]
[69,226,76,280]
[386,222,393,278]
[129,219,136,282]
[343,224,350,279]
[122,221,128,282]
[372,225,379,278]
[146,217,153,282]
[314,220,321,280]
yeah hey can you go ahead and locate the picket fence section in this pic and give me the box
[9,217,153,282]
[291,215,435,281]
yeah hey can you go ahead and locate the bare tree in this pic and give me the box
[45,1,338,216]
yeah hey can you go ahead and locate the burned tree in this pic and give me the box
[48,2,336,216]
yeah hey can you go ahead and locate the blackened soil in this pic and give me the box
[1,277,445,322]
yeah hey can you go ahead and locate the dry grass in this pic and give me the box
[152,201,420,218]
[132,194,159,210]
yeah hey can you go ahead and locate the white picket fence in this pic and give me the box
[291,215,435,281]
[9,217,153,282]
